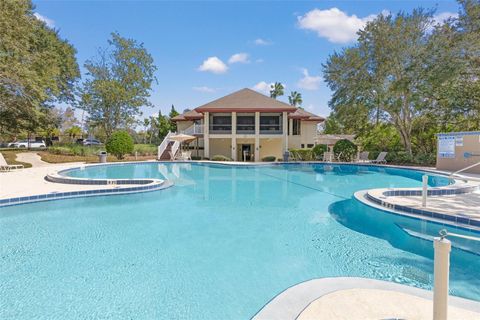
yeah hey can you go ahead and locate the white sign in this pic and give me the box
[438,136,455,158]
[455,136,463,146]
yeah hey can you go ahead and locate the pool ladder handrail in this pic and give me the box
[449,160,480,178]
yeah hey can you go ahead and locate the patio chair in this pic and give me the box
[0,152,23,172]
[371,151,388,164]
[358,151,370,162]
[323,152,334,162]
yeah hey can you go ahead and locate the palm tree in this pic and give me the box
[269,82,284,99]
[288,91,303,107]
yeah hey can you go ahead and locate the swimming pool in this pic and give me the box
[1,163,479,319]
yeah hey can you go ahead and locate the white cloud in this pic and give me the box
[197,56,228,74]
[193,86,216,93]
[256,58,264,63]
[297,69,321,90]
[433,12,458,25]
[305,104,315,111]
[254,38,272,46]
[297,8,379,44]
[228,53,250,64]
[252,81,273,94]
[34,13,54,28]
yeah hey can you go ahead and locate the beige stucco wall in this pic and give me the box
[259,138,283,160]
[288,121,318,149]
[300,121,318,146]
[209,138,231,159]
[436,133,480,174]
[175,121,194,132]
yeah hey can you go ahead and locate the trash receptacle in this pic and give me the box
[98,151,107,163]
[283,151,290,162]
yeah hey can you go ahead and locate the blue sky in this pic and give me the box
[33,0,459,120]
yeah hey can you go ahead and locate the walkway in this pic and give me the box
[15,152,51,167]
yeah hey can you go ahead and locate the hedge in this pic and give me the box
[262,156,276,162]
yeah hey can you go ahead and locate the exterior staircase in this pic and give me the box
[157,131,181,160]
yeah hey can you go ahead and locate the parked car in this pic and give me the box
[82,138,102,146]
[9,140,46,148]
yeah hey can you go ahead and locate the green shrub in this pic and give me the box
[333,139,358,162]
[106,131,134,159]
[262,156,276,162]
[191,155,202,160]
[414,152,436,166]
[133,144,157,156]
[211,154,232,161]
[289,149,314,161]
[385,151,413,164]
[48,146,75,155]
[312,144,328,159]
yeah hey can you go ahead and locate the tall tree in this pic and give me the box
[269,82,284,99]
[288,91,303,107]
[142,118,150,143]
[79,32,157,139]
[324,10,434,155]
[0,0,80,136]
[169,105,179,132]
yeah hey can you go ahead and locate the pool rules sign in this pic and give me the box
[438,135,456,158]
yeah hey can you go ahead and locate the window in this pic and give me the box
[209,114,232,133]
[301,144,305,148]
[292,119,301,135]
[307,144,314,148]
[260,113,282,134]
[236,113,255,133]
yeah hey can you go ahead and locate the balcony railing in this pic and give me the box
[236,124,255,134]
[181,124,204,135]
[260,124,282,134]
[209,124,232,134]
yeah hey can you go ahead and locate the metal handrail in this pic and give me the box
[449,160,480,177]
[440,229,480,241]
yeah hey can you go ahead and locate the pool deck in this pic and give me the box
[254,277,480,320]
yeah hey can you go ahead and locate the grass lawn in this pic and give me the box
[1,150,33,168]
[39,152,156,164]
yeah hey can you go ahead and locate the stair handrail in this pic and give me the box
[157,131,174,160]
[170,140,180,160]
[449,160,480,177]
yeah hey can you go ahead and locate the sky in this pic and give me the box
[33,0,460,120]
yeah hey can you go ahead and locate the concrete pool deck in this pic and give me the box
[254,278,480,320]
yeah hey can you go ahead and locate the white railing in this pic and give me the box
[181,124,204,135]
[170,141,180,160]
[157,131,175,160]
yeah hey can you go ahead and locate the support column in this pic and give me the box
[255,112,260,162]
[282,111,288,152]
[231,112,237,161]
[204,112,210,159]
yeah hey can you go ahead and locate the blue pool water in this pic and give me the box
[1,163,479,319]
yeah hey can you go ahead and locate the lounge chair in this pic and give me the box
[0,152,24,172]
[371,151,388,164]
[358,151,370,162]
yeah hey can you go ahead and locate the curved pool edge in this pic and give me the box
[253,277,480,320]
[0,175,173,208]
[354,190,480,232]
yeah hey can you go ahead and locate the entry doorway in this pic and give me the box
[238,144,254,162]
